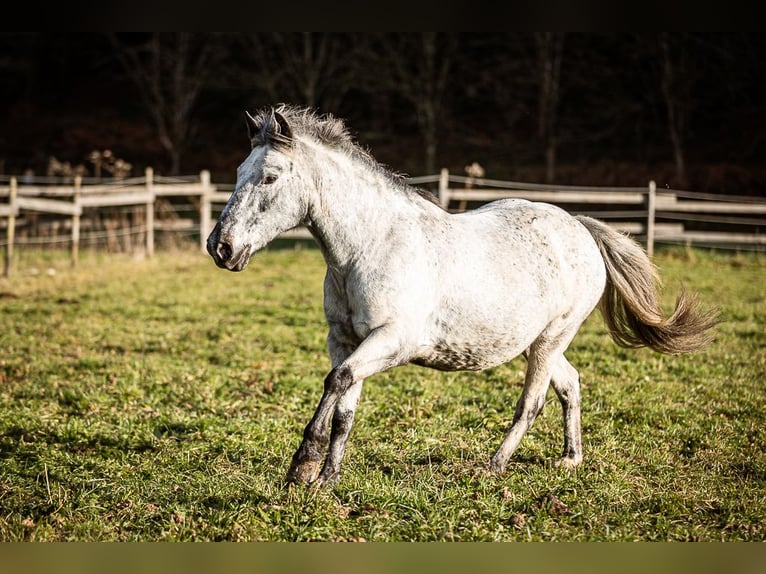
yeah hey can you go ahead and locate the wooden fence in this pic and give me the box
[431,169,766,258]
[2,168,764,277]
[0,169,214,276]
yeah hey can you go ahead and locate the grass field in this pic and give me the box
[0,243,763,541]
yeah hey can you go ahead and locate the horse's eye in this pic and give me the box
[262,174,278,185]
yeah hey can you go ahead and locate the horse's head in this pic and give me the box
[207,108,307,271]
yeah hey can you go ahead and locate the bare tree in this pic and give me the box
[535,32,565,183]
[241,33,363,114]
[109,33,222,174]
[373,33,457,175]
[459,34,531,152]
[658,32,690,187]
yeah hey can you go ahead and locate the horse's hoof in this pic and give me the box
[312,468,340,489]
[554,455,582,470]
[285,460,322,486]
[488,457,507,475]
[473,467,494,480]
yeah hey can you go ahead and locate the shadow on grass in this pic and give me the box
[0,424,157,460]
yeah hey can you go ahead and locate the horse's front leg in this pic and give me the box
[313,326,407,488]
[285,335,352,486]
[284,367,345,486]
[312,365,363,487]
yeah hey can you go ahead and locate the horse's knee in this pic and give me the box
[555,381,580,409]
[324,364,354,393]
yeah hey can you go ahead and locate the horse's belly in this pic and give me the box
[411,287,555,371]
[412,336,527,372]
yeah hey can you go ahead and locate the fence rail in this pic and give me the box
[1,168,764,277]
[0,168,214,276]
[434,169,765,257]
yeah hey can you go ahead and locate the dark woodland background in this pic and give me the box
[1,33,764,194]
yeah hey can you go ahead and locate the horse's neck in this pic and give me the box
[306,158,416,271]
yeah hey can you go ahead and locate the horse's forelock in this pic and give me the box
[249,104,352,151]
[248,109,293,150]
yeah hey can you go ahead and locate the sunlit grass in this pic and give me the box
[0,245,763,541]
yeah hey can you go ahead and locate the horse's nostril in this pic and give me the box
[217,241,233,262]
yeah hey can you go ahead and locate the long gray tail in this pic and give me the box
[576,215,719,355]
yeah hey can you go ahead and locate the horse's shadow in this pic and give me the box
[365,448,550,481]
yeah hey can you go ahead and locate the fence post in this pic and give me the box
[200,170,211,253]
[646,180,656,259]
[71,175,81,267]
[4,176,17,277]
[145,167,155,257]
[439,168,450,209]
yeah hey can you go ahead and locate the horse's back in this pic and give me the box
[462,198,588,239]
[449,198,604,284]
[414,199,606,370]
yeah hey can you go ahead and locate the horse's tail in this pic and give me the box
[576,215,719,355]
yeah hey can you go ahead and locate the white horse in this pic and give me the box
[207,104,718,487]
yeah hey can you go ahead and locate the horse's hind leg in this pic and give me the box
[489,343,557,474]
[550,355,583,469]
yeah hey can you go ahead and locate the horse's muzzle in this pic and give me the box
[206,225,252,272]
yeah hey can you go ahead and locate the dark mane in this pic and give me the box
[255,104,442,208]
[271,103,354,152]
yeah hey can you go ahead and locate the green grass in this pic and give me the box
[0,244,763,541]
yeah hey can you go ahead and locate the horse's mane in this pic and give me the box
[266,104,353,153]
[254,104,442,207]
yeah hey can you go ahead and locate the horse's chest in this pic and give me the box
[324,286,373,348]
[328,315,366,349]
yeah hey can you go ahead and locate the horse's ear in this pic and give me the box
[246,109,293,150]
[268,109,293,150]
[273,110,293,143]
[245,111,259,147]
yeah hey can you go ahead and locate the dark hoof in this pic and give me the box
[285,460,322,486]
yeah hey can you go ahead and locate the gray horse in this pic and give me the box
[207,104,718,487]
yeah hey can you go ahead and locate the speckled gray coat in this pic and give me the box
[207,105,717,488]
